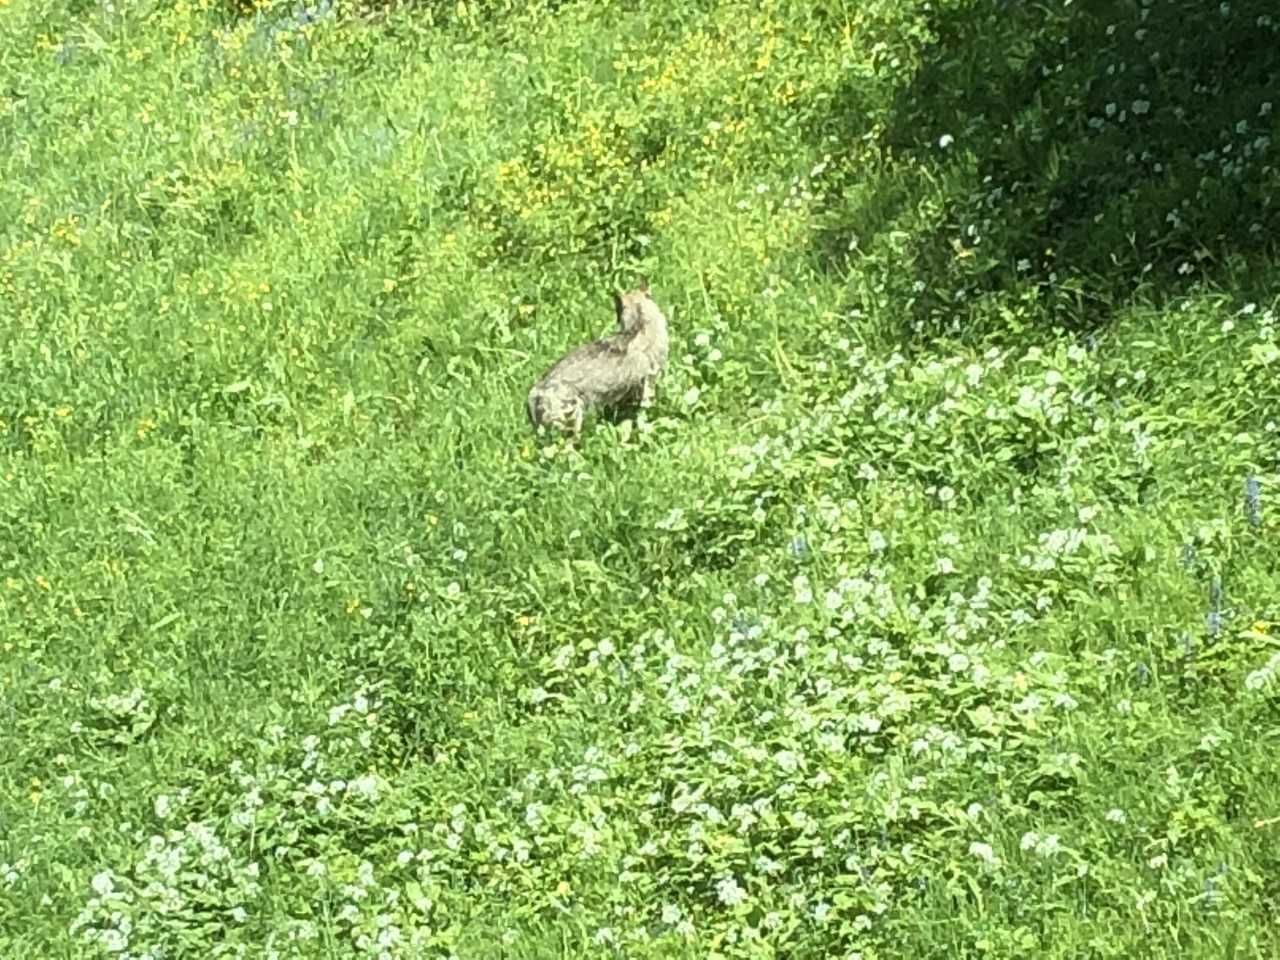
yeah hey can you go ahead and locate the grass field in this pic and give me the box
[2,0,1279,956]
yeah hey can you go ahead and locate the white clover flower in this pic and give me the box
[939,134,954,148]
[1105,808,1127,824]
[774,750,800,773]
[969,842,998,864]
[716,876,748,907]
[749,855,778,877]
[90,870,115,897]
[98,929,128,953]
[1036,834,1061,857]
[661,903,682,924]
[683,387,701,407]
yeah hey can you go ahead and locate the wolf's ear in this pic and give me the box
[637,278,650,295]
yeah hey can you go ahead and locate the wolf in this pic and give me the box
[526,284,670,437]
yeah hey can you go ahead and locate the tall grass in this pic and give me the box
[2,0,1278,956]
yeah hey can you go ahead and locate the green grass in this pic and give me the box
[2,0,1279,956]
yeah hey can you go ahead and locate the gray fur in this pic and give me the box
[527,285,670,437]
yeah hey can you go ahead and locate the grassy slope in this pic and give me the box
[1,0,1279,957]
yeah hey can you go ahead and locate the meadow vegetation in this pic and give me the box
[1,0,1278,956]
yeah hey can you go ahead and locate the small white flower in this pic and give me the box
[90,870,115,897]
[939,133,955,148]
[968,841,998,864]
[683,387,701,407]
[661,903,682,924]
[1035,834,1061,857]
[1105,808,1127,824]
[694,332,711,348]
[716,876,748,907]
[153,795,171,820]
[774,750,800,773]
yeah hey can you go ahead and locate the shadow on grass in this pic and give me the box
[811,0,1280,336]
